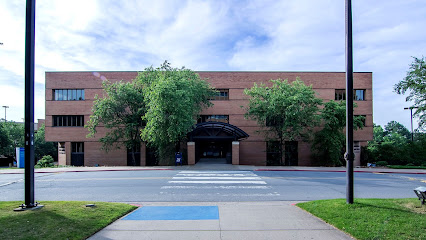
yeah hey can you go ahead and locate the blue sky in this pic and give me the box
[0,0,425,130]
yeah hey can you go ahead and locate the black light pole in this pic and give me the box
[345,0,354,204]
[2,106,8,122]
[404,107,418,142]
[15,0,40,211]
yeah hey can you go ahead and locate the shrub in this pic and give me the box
[376,161,388,166]
[406,163,414,166]
[36,155,54,168]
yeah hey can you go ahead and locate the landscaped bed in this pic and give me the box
[297,198,425,240]
[0,201,137,240]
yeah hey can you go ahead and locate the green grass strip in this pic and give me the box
[0,201,137,240]
[297,198,425,240]
[387,165,426,169]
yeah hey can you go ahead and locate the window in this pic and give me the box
[198,115,229,123]
[53,115,84,127]
[53,89,85,101]
[354,89,365,101]
[210,89,229,100]
[335,89,366,101]
[335,89,345,100]
[266,141,281,166]
[72,142,84,153]
[266,117,283,127]
[355,115,366,127]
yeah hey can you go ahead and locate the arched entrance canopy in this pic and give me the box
[188,122,249,141]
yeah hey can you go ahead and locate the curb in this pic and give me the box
[0,168,174,174]
[254,169,426,174]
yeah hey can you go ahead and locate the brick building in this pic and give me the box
[45,71,373,166]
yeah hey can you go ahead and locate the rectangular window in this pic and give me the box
[335,89,345,100]
[355,115,366,127]
[53,115,84,127]
[266,141,281,166]
[72,89,77,100]
[58,89,63,101]
[354,89,365,101]
[77,90,81,100]
[198,115,229,123]
[335,89,366,101]
[266,117,283,127]
[210,89,229,100]
[53,89,85,101]
[72,142,84,153]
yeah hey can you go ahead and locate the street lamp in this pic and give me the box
[404,107,418,141]
[2,106,9,122]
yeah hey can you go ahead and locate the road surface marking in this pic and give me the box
[168,180,267,184]
[172,176,261,180]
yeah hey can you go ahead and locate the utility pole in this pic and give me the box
[345,0,354,204]
[15,0,42,211]
[404,107,418,141]
[2,106,8,122]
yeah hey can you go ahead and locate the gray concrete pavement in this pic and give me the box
[89,201,354,240]
[1,164,425,174]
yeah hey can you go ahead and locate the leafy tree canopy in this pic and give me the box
[34,124,57,161]
[383,120,411,140]
[244,78,322,141]
[137,61,216,164]
[86,79,146,166]
[0,122,24,157]
[394,56,426,130]
[312,100,364,166]
[244,78,322,165]
[0,122,11,155]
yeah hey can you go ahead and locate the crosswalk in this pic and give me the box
[160,171,280,197]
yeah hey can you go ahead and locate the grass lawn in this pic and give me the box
[387,165,426,169]
[297,198,425,240]
[0,201,137,240]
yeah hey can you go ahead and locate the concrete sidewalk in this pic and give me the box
[1,165,425,174]
[88,201,354,240]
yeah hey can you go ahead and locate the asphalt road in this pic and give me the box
[0,169,424,202]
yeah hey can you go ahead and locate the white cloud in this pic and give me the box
[0,0,425,130]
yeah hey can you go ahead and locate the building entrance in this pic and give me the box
[188,122,249,165]
[196,140,232,164]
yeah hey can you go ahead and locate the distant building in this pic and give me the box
[45,71,373,166]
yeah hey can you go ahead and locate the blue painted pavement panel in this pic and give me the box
[123,206,219,220]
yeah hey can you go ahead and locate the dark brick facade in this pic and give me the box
[45,71,373,166]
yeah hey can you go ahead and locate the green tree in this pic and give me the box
[394,56,426,130]
[34,124,57,161]
[383,121,411,140]
[86,79,147,166]
[312,100,365,166]
[0,122,24,157]
[138,61,216,165]
[0,122,11,155]
[367,121,410,165]
[244,78,322,165]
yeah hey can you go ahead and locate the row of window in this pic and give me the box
[335,89,365,101]
[53,115,84,127]
[52,114,366,127]
[51,88,366,102]
[209,89,229,100]
[198,115,229,124]
[54,89,85,101]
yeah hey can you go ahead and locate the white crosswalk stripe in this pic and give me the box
[160,170,280,197]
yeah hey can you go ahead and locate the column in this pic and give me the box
[140,142,146,166]
[232,141,240,165]
[187,142,195,165]
[65,142,71,165]
[58,142,66,166]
